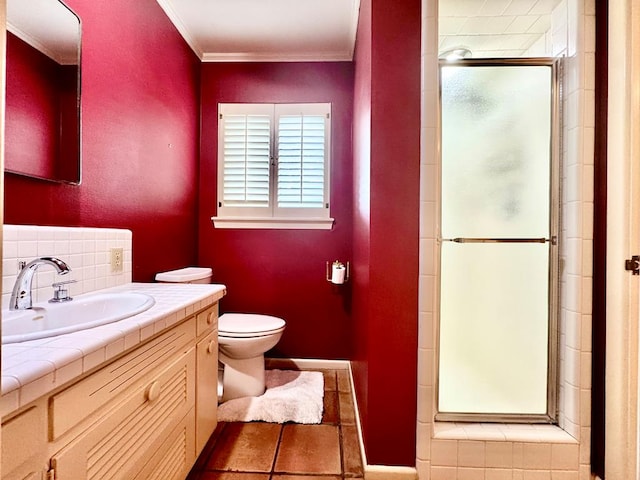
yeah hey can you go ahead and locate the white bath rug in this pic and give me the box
[217,369,324,424]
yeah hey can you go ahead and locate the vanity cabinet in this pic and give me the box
[195,305,219,455]
[1,303,219,480]
[196,330,218,454]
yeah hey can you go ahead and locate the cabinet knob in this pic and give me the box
[207,312,214,325]
[207,340,216,354]
[146,381,161,402]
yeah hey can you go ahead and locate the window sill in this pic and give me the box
[433,421,577,444]
[211,216,334,230]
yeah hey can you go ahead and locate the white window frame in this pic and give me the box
[212,103,334,230]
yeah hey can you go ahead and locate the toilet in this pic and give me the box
[155,267,286,402]
[218,313,285,401]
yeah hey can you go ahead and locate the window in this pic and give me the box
[212,103,333,229]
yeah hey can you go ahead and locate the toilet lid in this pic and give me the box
[218,313,286,336]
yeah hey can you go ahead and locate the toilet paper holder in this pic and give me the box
[326,260,350,284]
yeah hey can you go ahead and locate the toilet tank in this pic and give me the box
[155,267,212,284]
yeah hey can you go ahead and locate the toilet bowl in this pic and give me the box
[155,267,286,402]
[218,313,286,402]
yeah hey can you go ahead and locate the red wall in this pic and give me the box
[198,63,354,359]
[352,0,421,466]
[352,0,372,451]
[4,0,201,281]
[5,33,60,180]
[3,0,422,466]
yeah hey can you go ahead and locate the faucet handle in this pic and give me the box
[49,280,77,303]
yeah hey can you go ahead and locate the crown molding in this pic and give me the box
[347,0,361,59]
[201,51,353,63]
[156,0,204,60]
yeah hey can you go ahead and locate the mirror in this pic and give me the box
[5,0,81,184]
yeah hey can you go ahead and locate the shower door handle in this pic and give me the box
[442,237,554,244]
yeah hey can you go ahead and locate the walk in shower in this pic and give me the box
[437,59,560,422]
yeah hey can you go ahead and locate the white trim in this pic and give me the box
[607,0,640,478]
[365,466,418,480]
[346,366,418,480]
[265,357,350,370]
[201,51,353,63]
[155,0,204,59]
[347,0,361,59]
[348,364,369,469]
[211,216,334,230]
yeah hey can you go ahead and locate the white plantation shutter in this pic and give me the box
[222,114,271,206]
[277,114,326,208]
[216,103,332,228]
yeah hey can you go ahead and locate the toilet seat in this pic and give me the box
[218,313,286,338]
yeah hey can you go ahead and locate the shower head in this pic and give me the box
[439,48,473,62]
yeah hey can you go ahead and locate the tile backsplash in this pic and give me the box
[2,225,132,309]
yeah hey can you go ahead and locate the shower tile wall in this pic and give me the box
[417,0,594,478]
[2,225,132,309]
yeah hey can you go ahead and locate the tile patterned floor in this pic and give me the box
[187,369,365,480]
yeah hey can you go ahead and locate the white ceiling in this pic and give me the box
[7,0,562,66]
[439,0,564,58]
[156,0,563,62]
[156,0,360,62]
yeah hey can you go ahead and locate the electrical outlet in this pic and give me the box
[110,247,124,273]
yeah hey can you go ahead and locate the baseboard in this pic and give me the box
[265,357,350,370]
[346,365,418,480]
[365,465,418,480]
[268,358,418,480]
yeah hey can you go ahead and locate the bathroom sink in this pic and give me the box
[2,292,155,344]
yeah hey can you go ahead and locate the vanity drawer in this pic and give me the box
[50,318,195,440]
[51,348,196,480]
[196,304,218,337]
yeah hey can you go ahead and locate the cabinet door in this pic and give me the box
[2,466,47,480]
[196,331,218,455]
[21,473,43,480]
[51,349,196,480]
[1,405,47,480]
[133,408,196,480]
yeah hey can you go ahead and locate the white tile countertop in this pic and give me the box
[1,282,226,417]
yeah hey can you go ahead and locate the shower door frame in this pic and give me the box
[435,58,562,424]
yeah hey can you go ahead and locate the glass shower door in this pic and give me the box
[438,61,558,419]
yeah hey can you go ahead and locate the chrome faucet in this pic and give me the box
[10,257,72,310]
